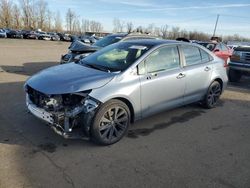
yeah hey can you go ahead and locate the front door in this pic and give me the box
[139,45,186,118]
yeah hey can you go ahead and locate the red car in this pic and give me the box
[197,42,232,66]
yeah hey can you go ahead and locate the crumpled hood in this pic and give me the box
[69,40,99,53]
[26,63,114,95]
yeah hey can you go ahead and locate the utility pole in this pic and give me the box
[213,14,220,37]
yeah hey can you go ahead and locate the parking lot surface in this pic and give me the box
[0,39,250,188]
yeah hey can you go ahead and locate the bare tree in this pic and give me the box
[0,0,13,28]
[113,18,120,32]
[54,11,62,32]
[36,0,47,30]
[126,22,133,33]
[19,0,36,29]
[136,26,144,33]
[153,26,161,36]
[12,3,22,29]
[81,19,90,33]
[89,20,103,32]
[113,18,125,32]
[30,0,38,29]
[72,17,81,34]
[146,23,154,34]
[45,9,52,31]
[160,24,168,39]
[171,26,180,39]
[66,8,75,33]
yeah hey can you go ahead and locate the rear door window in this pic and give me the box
[182,46,202,66]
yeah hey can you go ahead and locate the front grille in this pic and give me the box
[242,52,250,64]
[26,85,49,108]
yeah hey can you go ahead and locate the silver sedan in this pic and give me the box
[25,40,228,145]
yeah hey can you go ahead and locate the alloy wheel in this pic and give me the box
[207,83,221,106]
[99,107,129,142]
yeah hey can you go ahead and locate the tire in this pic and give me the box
[228,69,241,82]
[203,81,222,109]
[91,99,130,145]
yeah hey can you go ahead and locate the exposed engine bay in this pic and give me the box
[25,85,100,139]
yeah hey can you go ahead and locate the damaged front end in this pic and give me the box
[60,40,98,64]
[25,85,100,139]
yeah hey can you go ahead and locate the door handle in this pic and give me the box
[176,73,185,79]
[150,73,158,77]
[204,67,211,72]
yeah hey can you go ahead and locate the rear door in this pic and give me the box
[139,45,186,118]
[181,45,213,104]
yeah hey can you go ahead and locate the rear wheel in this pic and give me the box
[229,69,242,82]
[203,81,222,109]
[91,99,130,145]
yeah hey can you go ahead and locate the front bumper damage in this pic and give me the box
[26,92,100,139]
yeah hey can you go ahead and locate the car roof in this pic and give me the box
[108,33,128,37]
[197,41,218,44]
[122,39,183,47]
[108,33,158,38]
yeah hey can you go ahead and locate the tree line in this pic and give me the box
[113,18,250,42]
[0,0,249,41]
[0,0,103,33]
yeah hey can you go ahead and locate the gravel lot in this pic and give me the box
[0,39,250,188]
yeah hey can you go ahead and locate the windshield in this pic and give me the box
[81,42,152,72]
[93,35,122,48]
[198,43,216,51]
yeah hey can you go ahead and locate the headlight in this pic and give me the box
[83,96,99,113]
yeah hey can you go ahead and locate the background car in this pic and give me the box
[60,33,158,64]
[25,40,228,145]
[0,29,7,38]
[57,33,71,41]
[6,29,23,39]
[37,31,51,40]
[22,30,38,39]
[228,46,250,82]
[47,32,60,41]
[79,35,99,44]
[197,41,232,66]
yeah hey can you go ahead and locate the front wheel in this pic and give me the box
[203,81,222,109]
[91,99,130,145]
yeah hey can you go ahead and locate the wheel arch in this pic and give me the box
[112,97,135,123]
[212,77,223,91]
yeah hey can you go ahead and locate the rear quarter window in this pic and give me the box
[200,48,213,63]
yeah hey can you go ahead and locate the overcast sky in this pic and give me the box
[46,0,250,37]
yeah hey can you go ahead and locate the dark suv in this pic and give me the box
[228,46,250,82]
[60,33,158,64]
